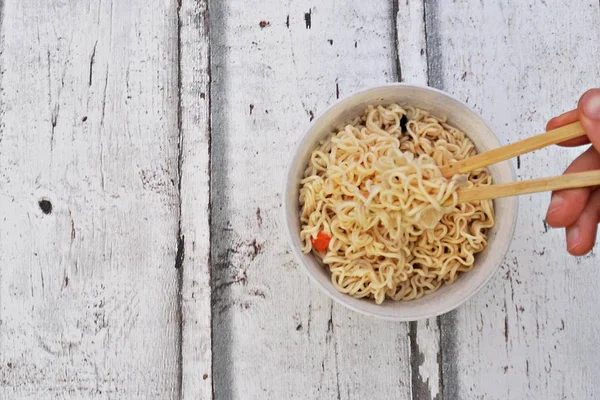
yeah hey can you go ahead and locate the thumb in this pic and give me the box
[578,88,600,151]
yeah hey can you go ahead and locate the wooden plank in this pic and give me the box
[428,1,600,398]
[396,0,428,83]
[0,1,182,398]
[178,0,213,399]
[396,1,443,399]
[210,1,411,399]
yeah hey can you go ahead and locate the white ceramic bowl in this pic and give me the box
[284,83,518,321]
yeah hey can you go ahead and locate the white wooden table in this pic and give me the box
[0,1,598,399]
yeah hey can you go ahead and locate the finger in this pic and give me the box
[547,109,578,130]
[578,88,600,152]
[565,188,600,256]
[546,109,590,147]
[545,146,600,227]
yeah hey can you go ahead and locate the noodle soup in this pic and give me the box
[285,84,517,320]
[299,104,494,304]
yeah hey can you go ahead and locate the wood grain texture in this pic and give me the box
[396,0,428,83]
[2,0,599,399]
[0,0,182,398]
[209,1,412,399]
[430,1,600,399]
[178,0,213,398]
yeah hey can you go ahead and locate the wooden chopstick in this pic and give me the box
[440,121,585,178]
[456,170,600,203]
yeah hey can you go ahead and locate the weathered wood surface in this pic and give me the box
[0,0,212,399]
[429,1,600,399]
[210,1,414,399]
[1,0,599,399]
[178,0,213,398]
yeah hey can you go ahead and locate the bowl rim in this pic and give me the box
[283,82,518,321]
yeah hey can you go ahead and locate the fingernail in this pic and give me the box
[546,194,564,218]
[581,89,600,121]
[567,226,581,252]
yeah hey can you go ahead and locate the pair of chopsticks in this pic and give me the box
[445,121,599,203]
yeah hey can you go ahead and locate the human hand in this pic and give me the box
[545,89,600,256]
